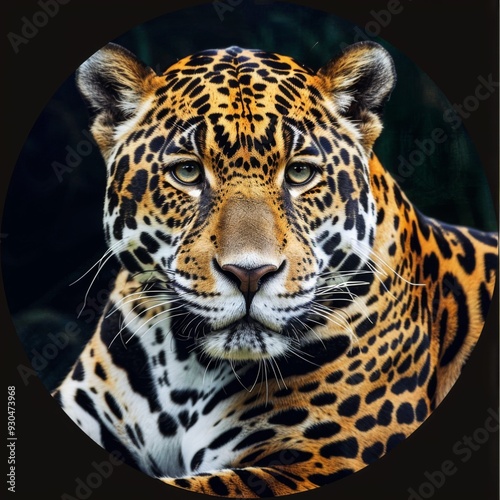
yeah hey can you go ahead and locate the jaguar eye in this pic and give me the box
[285,162,316,186]
[171,161,203,185]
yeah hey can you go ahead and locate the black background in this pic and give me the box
[2,1,498,499]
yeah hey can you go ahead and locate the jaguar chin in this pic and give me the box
[199,318,292,361]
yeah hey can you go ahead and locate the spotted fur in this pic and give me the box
[54,42,498,497]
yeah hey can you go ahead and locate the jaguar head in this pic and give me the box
[77,42,395,361]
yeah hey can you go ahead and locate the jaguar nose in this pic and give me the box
[222,264,278,294]
[220,263,279,310]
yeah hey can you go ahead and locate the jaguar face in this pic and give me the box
[78,43,395,361]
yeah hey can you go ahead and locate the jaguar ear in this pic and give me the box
[76,43,157,157]
[318,41,396,150]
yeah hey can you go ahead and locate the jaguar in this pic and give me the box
[53,41,498,497]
